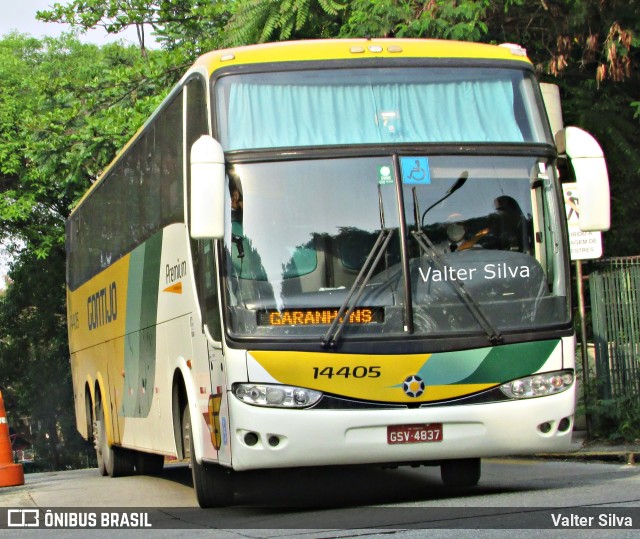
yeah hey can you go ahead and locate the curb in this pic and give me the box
[534,449,639,464]
[531,430,640,464]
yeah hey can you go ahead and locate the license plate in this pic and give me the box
[387,423,443,444]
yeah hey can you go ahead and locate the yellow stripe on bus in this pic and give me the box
[195,39,531,76]
[248,350,496,403]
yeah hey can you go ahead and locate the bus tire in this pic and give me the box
[95,396,135,478]
[440,458,481,488]
[135,452,164,475]
[182,403,234,507]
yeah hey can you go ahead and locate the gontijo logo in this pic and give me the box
[87,281,117,331]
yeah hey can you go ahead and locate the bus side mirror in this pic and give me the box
[556,126,611,232]
[190,135,225,239]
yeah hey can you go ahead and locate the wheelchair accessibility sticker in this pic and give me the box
[401,157,431,184]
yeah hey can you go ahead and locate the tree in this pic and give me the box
[37,0,231,58]
[223,0,347,45]
[484,0,640,255]
[482,1,638,83]
[0,33,176,468]
[0,33,181,257]
[0,248,83,469]
[338,0,493,41]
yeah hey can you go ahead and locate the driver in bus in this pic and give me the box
[443,213,489,252]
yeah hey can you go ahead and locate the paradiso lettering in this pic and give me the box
[87,282,117,331]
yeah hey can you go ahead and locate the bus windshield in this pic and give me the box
[215,66,551,150]
[221,154,569,342]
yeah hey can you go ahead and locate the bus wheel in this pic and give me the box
[135,452,164,475]
[94,397,134,478]
[182,403,234,508]
[440,458,481,488]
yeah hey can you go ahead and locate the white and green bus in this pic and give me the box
[66,39,610,507]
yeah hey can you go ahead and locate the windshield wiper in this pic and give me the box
[413,175,503,345]
[322,185,392,349]
[412,229,503,345]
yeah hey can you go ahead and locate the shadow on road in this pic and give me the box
[156,461,515,508]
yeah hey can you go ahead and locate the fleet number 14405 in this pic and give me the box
[312,366,381,379]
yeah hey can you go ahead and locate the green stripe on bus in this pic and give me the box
[122,232,163,418]
[456,339,559,384]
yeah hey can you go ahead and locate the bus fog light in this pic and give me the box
[268,435,280,447]
[244,432,259,446]
[539,422,552,434]
[558,417,571,432]
[500,370,573,399]
[233,383,322,408]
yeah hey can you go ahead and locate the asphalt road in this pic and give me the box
[1,457,639,537]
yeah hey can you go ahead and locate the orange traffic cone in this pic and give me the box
[0,390,24,487]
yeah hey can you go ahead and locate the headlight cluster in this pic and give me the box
[500,370,574,399]
[233,383,322,408]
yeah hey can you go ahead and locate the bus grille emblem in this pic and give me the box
[402,375,425,398]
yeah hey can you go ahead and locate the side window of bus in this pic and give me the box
[186,76,222,340]
[199,239,221,341]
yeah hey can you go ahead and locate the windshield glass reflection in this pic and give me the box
[222,155,568,342]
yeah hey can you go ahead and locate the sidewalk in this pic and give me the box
[535,431,640,464]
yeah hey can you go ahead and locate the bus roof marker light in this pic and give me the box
[220,54,235,62]
[368,45,383,53]
[499,43,527,57]
[350,46,365,54]
[387,46,403,53]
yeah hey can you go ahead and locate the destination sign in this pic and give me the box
[257,308,384,327]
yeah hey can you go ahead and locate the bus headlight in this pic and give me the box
[233,383,322,408]
[499,370,574,399]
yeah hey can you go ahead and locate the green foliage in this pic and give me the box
[579,363,640,443]
[0,247,89,469]
[226,0,491,43]
[335,0,413,38]
[0,33,177,469]
[37,0,158,53]
[556,77,640,256]
[37,1,231,59]
[587,394,640,443]
[0,33,177,258]
[224,0,347,45]
[339,0,491,40]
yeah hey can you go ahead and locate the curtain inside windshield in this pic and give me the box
[217,68,545,151]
